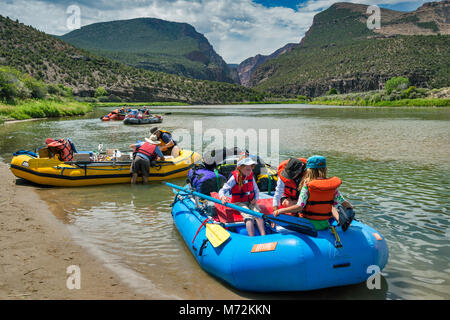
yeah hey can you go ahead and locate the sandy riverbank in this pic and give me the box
[0,161,147,299]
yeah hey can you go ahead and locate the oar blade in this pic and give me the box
[205,224,230,247]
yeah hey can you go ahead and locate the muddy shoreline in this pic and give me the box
[0,161,148,300]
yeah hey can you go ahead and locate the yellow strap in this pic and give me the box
[330,226,342,248]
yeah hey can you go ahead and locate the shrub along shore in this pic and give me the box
[1,66,448,124]
[0,66,92,123]
[301,79,450,107]
[0,98,92,123]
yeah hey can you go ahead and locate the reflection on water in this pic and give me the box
[1,105,449,299]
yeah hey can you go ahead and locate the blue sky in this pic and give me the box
[0,0,434,63]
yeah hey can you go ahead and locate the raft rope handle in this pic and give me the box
[192,218,209,244]
[330,226,343,248]
[54,166,130,171]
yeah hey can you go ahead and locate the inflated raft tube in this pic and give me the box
[10,150,201,187]
[170,189,389,292]
[123,116,162,125]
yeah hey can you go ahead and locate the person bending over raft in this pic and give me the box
[219,156,266,237]
[149,127,180,157]
[273,155,353,231]
[129,137,164,185]
[273,158,307,216]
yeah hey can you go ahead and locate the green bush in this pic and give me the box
[385,77,410,94]
[327,88,338,95]
[95,86,108,97]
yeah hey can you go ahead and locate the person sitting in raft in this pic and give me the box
[273,155,353,231]
[273,158,307,216]
[129,137,164,185]
[149,127,180,157]
[219,155,266,237]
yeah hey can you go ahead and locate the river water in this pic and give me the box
[1,105,449,299]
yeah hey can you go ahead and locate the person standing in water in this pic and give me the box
[129,136,164,185]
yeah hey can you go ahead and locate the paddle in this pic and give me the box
[205,224,230,247]
[192,216,230,248]
[165,182,318,237]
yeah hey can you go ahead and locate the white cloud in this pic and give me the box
[0,0,428,63]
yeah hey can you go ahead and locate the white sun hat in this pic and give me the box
[145,135,160,144]
[237,157,257,167]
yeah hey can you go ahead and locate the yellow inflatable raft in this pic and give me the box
[10,149,201,187]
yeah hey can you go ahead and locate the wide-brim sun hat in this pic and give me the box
[237,157,257,167]
[281,158,305,180]
[150,127,159,134]
[306,155,327,169]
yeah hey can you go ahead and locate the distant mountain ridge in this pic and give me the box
[59,18,240,84]
[237,43,297,87]
[248,1,450,97]
[0,15,265,103]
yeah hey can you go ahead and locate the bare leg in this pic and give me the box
[255,217,266,236]
[131,173,138,185]
[142,175,149,185]
[245,219,255,237]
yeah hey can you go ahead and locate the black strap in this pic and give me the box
[302,210,332,217]
[231,190,254,196]
[306,200,334,205]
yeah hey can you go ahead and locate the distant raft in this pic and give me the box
[10,149,201,187]
[123,115,163,125]
[101,109,126,121]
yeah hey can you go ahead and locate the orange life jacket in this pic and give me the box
[277,158,307,200]
[300,177,342,221]
[134,142,157,160]
[46,138,74,162]
[230,170,255,203]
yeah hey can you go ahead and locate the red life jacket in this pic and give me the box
[230,170,255,203]
[300,177,342,221]
[135,142,157,160]
[46,138,74,162]
[277,158,307,200]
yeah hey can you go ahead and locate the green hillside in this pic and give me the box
[0,15,267,104]
[250,2,450,97]
[59,18,238,83]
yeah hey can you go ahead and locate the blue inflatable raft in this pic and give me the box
[169,184,389,292]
